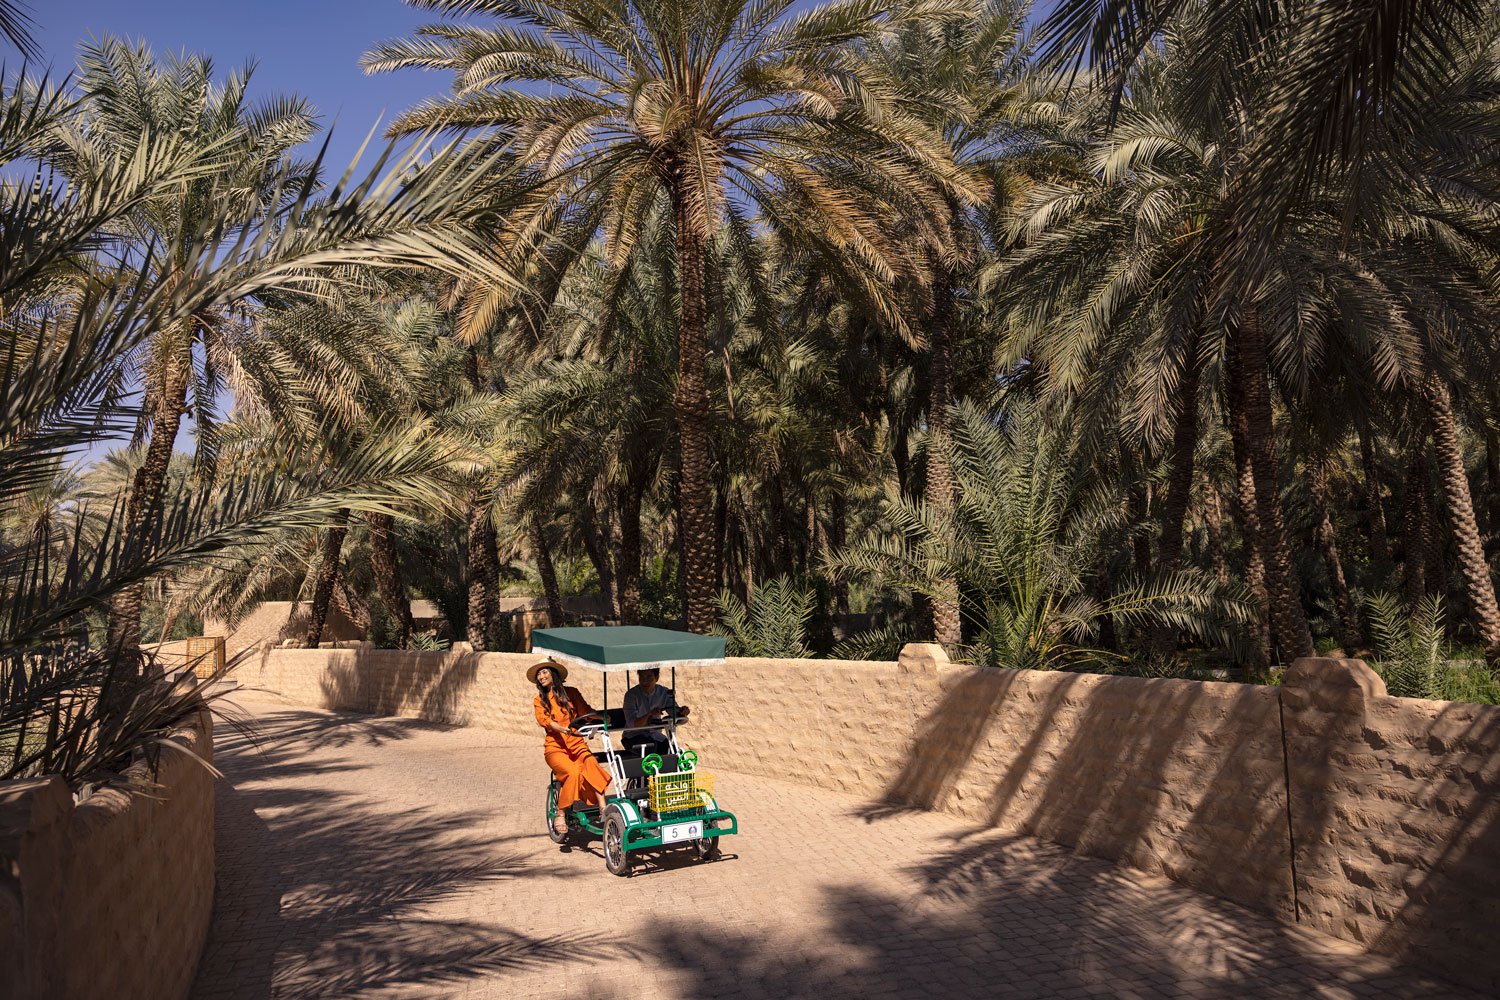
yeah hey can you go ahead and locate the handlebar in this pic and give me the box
[568,709,690,736]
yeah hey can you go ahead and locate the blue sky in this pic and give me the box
[41,1,445,171]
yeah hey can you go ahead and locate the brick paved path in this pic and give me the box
[190,699,1479,1000]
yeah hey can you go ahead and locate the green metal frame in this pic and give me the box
[548,785,738,852]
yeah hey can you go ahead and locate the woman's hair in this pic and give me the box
[536,667,572,717]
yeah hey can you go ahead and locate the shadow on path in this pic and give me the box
[619,831,1478,1000]
[191,708,630,1000]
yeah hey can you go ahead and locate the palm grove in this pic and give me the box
[7,0,1500,786]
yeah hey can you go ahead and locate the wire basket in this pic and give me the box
[648,770,715,815]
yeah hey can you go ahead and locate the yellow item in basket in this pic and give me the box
[649,770,715,814]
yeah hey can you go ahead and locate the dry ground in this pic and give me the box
[189,699,1481,1000]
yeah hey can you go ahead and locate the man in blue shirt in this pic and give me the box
[622,668,689,750]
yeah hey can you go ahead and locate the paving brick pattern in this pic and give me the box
[190,700,1479,1000]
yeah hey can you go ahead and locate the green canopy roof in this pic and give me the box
[530,626,726,672]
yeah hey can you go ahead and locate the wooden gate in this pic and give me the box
[185,636,225,679]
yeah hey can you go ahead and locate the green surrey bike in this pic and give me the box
[536,625,739,876]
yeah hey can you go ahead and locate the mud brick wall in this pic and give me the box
[1281,658,1500,994]
[232,647,607,734]
[239,644,1289,914]
[242,645,1500,992]
[0,710,215,1000]
[204,601,363,655]
[676,645,1293,919]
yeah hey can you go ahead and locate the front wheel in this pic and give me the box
[695,791,722,861]
[546,780,569,845]
[603,804,632,876]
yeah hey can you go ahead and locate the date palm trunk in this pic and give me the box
[334,576,370,634]
[1228,306,1313,661]
[1228,360,1271,669]
[829,492,850,636]
[1157,340,1202,571]
[1149,338,1201,654]
[466,499,499,650]
[367,512,413,648]
[579,500,617,621]
[1132,485,1154,579]
[1202,473,1231,586]
[107,353,190,652]
[670,183,720,635]
[306,508,350,647]
[1094,547,1118,652]
[924,275,962,647]
[1423,375,1500,660]
[531,518,564,627]
[1309,462,1362,649]
[616,472,646,625]
[1488,431,1500,547]
[1358,423,1392,567]
[1402,446,1434,606]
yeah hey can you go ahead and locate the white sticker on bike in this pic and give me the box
[661,821,701,844]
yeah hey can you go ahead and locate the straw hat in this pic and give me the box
[527,659,567,684]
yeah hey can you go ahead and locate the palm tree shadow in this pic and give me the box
[850,669,1018,822]
[191,709,632,999]
[602,835,1480,1000]
[310,648,483,726]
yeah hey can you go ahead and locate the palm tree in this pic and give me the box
[850,0,1046,645]
[0,1,36,60]
[34,36,529,651]
[251,285,504,648]
[1035,0,1495,272]
[495,262,676,625]
[1001,53,1317,663]
[366,0,963,632]
[834,400,1251,670]
[36,39,319,649]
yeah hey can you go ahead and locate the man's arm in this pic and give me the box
[624,689,651,728]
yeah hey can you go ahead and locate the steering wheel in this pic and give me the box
[569,712,605,733]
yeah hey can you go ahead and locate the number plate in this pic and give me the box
[661,820,702,844]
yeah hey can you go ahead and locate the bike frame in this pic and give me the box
[552,665,737,854]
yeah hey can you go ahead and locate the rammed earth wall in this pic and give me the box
[234,645,1500,993]
[0,710,215,1000]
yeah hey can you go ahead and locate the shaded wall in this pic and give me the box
[675,643,1292,919]
[204,601,362,655]
[0,711,216,1000]
[235,647,585,730]
[236,646,1499,993]
[1282,658,1500,992]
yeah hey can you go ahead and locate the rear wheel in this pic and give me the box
[546,781,568,844]
[603,804,632,876]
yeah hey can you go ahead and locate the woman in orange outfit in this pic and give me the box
[531,660,613,835]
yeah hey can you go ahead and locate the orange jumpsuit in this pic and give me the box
[536,686,610,810]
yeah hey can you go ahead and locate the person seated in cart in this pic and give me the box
[622,667,690,751]
[530,659,614,836]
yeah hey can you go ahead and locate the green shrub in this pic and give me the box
[833,401,1255,670]
[713,576,815,658]
[1365,593,1500,704]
